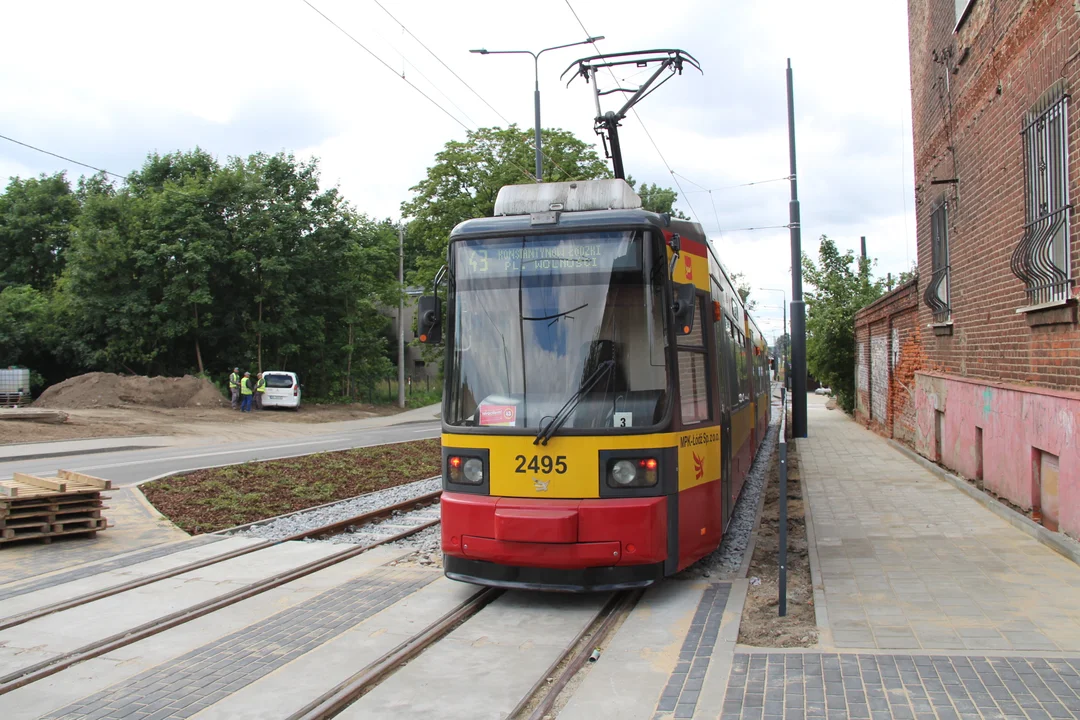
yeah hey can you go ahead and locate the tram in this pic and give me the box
[418,178,772,591]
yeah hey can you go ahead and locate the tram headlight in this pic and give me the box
[447,455,485,485]
[607,457,658,488]
[463,458,484,484]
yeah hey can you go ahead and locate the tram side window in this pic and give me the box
[735,330,749,405]
[678,296,710,424]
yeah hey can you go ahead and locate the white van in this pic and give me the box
[261,371,301,410]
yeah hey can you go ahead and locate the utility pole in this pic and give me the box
[787,59,807,438]
[398,224,406,409]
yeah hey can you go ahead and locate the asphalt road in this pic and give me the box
[0,421,442,487]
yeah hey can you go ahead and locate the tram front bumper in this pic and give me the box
[440,492,668,570]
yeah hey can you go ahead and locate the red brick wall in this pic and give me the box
[854,280,919,439]
[907,0,1080,388]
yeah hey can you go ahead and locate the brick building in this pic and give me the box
[905,0,1080,538]
[854,280,920,445]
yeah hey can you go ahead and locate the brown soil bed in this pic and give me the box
[141,438,441,534]
[35,372,227,409]
[737,434,818,647]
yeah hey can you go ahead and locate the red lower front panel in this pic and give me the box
[441,492,667,570]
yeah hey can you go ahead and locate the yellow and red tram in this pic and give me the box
[419,179,772,591]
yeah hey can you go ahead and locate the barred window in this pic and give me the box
[923,198,950,322]
[1010,82,1071,306]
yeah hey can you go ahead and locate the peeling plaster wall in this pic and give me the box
[915,371,1080,539]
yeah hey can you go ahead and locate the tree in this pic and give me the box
[626,177,690,218]
[0,173,80,292]
[401,125,611,289]
[802,235,884,413]
[729,272,757,311]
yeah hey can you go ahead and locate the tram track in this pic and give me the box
[0,488,444,696]
[285,587,643,720]
[510,589,643,720]
[0,487,441,633]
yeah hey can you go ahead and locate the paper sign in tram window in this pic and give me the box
[479,404,517,427]
[613,411,633,428]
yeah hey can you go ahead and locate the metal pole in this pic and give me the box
[779,409,788,616]
[533,58,543,182]
[398,224,406,409]
[787,59,807,438]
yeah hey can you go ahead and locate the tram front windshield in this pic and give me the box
[446,230,669,431]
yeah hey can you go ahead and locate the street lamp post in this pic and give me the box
[470,36,604,181]
[759,288,789,388]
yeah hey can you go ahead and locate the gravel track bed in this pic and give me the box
[230,476,441,541]
[682,395,782,579]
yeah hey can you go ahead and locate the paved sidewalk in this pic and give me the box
[800,396,1080,653]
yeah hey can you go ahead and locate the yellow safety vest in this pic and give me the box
[229,373,239,389]
[241,377,253,395]
[256,377,266,393]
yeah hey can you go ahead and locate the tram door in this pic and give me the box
[712,285,736,526]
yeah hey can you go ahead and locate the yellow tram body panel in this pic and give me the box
[443,426,722,499]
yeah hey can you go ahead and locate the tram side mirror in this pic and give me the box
[672,282,696,336]
[418,296,442,344]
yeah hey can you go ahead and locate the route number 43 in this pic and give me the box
[514,454,567,474]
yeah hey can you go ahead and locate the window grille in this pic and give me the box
[923,198,951,322]
[1010,83,1071,306]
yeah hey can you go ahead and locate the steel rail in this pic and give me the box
[520,589,642,720]
[289,587,504,720]
[0,518,440,695]
[0,490,442,633]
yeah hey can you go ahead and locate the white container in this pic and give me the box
[0,368,31,405]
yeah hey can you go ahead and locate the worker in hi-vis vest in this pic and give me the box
[240,372,253,413]
[229,367,240,410]
[254,372,266,411]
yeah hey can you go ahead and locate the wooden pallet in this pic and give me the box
[0,470,111,545]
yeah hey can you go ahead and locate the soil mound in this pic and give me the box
[35,372,227,410]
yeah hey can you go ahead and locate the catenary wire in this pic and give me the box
[563,0,702,224]
[0,134,125,179]
[301,0,536,182]
[369,0,577,181]
[0,133,236,208]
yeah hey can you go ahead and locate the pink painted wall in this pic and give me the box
[914,371,1080,540]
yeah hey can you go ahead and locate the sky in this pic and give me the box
[0,0,917,342]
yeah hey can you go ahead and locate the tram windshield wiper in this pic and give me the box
[534,359,614,446]
[521,303,588,324]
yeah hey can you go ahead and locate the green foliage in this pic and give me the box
[626,177,690,218]
[400,125,611,290]
[729,272,757,311]
[0,173,80,291]
[802,235,884,414]
[1,149,402,398]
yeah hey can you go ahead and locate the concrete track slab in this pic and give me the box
[559,579,708,720]
[338,590,608,720]
[0,536,261,620]
[1,546,410,720]
[194,576,477,720]
[0,540,343,667]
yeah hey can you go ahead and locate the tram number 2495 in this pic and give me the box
[514,455,567,474]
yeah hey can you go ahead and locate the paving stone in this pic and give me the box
[799,399,1080,653]
[41,567,434,719]
[726,653,1080,720]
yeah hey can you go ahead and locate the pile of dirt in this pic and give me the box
[35,372,227,410]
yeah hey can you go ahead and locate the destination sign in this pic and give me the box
[458,236,639,278]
